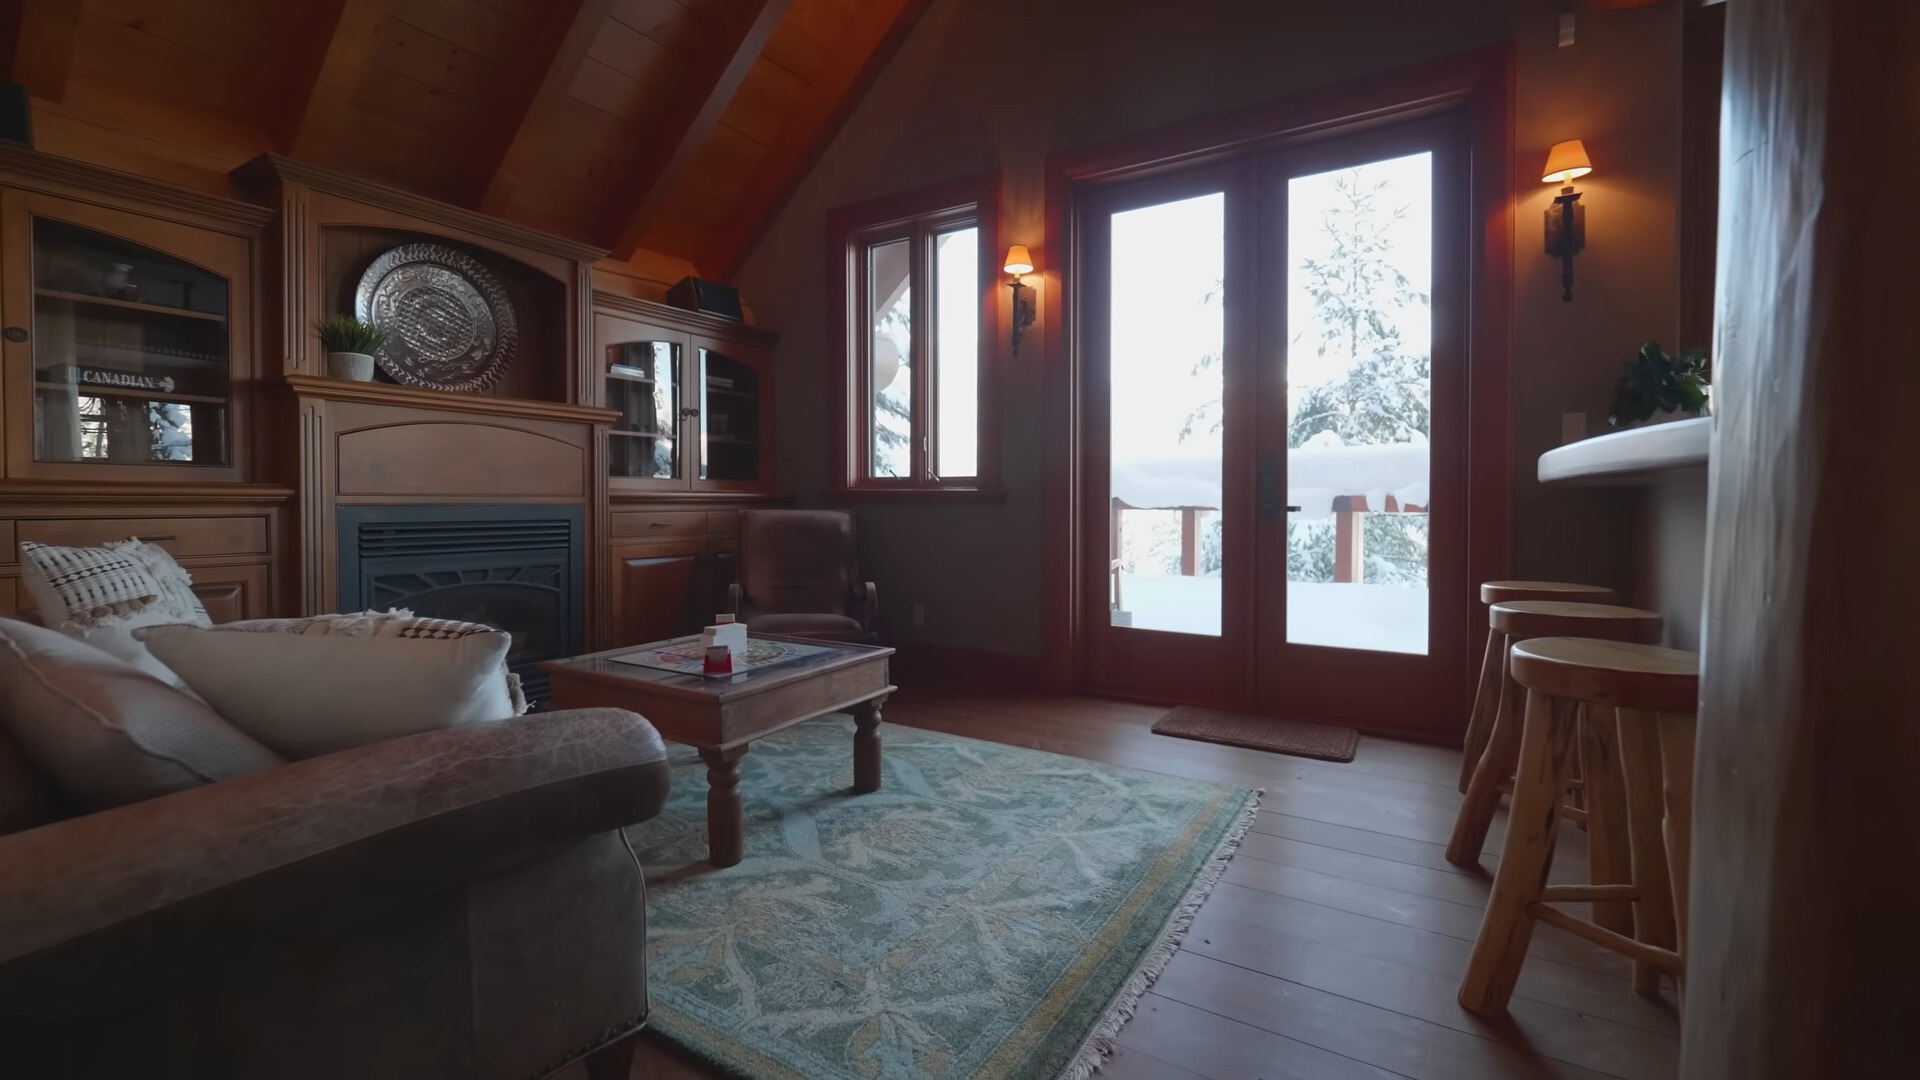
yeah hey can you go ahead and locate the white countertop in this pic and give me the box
[1538,416,1711,484]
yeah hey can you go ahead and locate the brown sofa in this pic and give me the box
[728,509,877,641]
[0,707,672,1079]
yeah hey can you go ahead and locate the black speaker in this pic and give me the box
[0,82,30,147]
[666,277,743,321]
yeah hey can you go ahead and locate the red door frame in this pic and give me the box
[1039,46,1513,743]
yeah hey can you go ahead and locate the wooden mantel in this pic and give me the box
[279,375,617,427]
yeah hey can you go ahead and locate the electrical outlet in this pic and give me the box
[1561,411,1588,444]
[911,603,926,627]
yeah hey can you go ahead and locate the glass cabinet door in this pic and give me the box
[697,345,761,485]
[29,216,232,466]
[605,337,682,482]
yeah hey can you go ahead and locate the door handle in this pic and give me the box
[1258,455,1285,523]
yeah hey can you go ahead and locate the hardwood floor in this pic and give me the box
[592,686,1681,1080]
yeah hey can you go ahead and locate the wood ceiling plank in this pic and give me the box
[720,55,807,146]
[275,0,389,160]
[386,0,523,59]
[472,0,619,213]
[2,0,81,102]
[569,54,653,121]
[585,16,682,98]
[610,0,707,52]
[703,0,935,279]
[599,0,794,261]
[71,12,256,122]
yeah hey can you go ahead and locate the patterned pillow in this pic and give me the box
[17,539,210,689]
[136,609,528,760]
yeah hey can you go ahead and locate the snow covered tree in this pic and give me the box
[871,297,913,476]
[1178,168,1432,585]
[1288,170,1432,586]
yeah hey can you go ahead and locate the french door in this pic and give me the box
[1082,112,1471,736]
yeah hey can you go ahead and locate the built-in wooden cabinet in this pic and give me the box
[594,293,777,497]
[0,493,290,623]
[592,293,782,650]
[0,145,290,619]
[604,508,743,648]
[0,146,790,650]
[0,155,267,486]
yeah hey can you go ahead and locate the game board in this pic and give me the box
[608,635,832,678]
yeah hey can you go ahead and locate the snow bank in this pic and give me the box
[1110,440,1428,520]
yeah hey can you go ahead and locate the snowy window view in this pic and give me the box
[865,226,979,481]
[1106,153,1433,655]
[72,395,195,462]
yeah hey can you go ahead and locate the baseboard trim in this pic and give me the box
[887,642,1054,691]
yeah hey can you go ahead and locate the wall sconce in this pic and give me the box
[1003,244,1036,355]
[1542,139,1591,302]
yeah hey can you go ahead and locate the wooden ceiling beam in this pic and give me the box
[704,0,936,281]
[274,0,387,161]
[599,0,794,263]
[472,0,618,215]
[3,0,83,103]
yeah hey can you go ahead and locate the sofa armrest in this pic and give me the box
[0,708,670,1008]
[855,580,878,630]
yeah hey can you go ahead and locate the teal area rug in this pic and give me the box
[627,716,1257,1080]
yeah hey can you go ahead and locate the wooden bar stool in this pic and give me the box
[1446,601,1663,935]
[1457,637,1698,1015]
[1460,581,1617,792]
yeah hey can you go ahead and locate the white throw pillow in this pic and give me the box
[17,539,210,688]
[136,610,529,760]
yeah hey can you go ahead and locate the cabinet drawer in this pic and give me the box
[17,516,270,560]
[610,511,707,541]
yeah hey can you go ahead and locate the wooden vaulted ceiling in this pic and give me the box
[2,0,932,280]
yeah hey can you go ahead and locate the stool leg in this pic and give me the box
[1657,709,1697,996]
[1448,641,1522,865]
[1459,627,1505,792]
[1579,703,1636,936]
[1613,707,1677,997]
[1458,690,1579,1015]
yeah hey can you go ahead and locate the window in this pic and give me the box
[828,175,1000,498]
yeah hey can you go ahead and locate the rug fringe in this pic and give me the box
[1056,787,1263,1080]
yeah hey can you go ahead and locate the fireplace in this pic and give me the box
[337,505,582,704]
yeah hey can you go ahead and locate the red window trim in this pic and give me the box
[825,172,1004,501]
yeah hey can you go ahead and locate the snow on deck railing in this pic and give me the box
[1110,440,1429,588]
[1110,439,1428,521]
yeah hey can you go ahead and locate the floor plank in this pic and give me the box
[1152,951,1621,1080]
[1114,994,1405,1080]
[1192,882,1679,1036]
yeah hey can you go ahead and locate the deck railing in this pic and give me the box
[1110,494,1428,599]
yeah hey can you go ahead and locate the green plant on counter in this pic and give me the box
[1607,341,1709,427]
[313,315,388,355]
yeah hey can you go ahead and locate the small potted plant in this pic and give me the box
[314,315,388,382]
[1607,342,1709,428]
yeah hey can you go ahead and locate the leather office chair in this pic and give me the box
[728,510,877,642]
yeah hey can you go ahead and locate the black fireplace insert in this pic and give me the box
[337,504,582,705]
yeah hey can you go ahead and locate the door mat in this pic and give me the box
[1151,705,1360,763]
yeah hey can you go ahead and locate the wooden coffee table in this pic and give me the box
[541,634,894,867]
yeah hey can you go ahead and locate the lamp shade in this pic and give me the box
[1541,140,1593,184]
[1003,245,1034,276]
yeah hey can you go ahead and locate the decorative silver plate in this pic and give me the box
[354,243,518,392]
